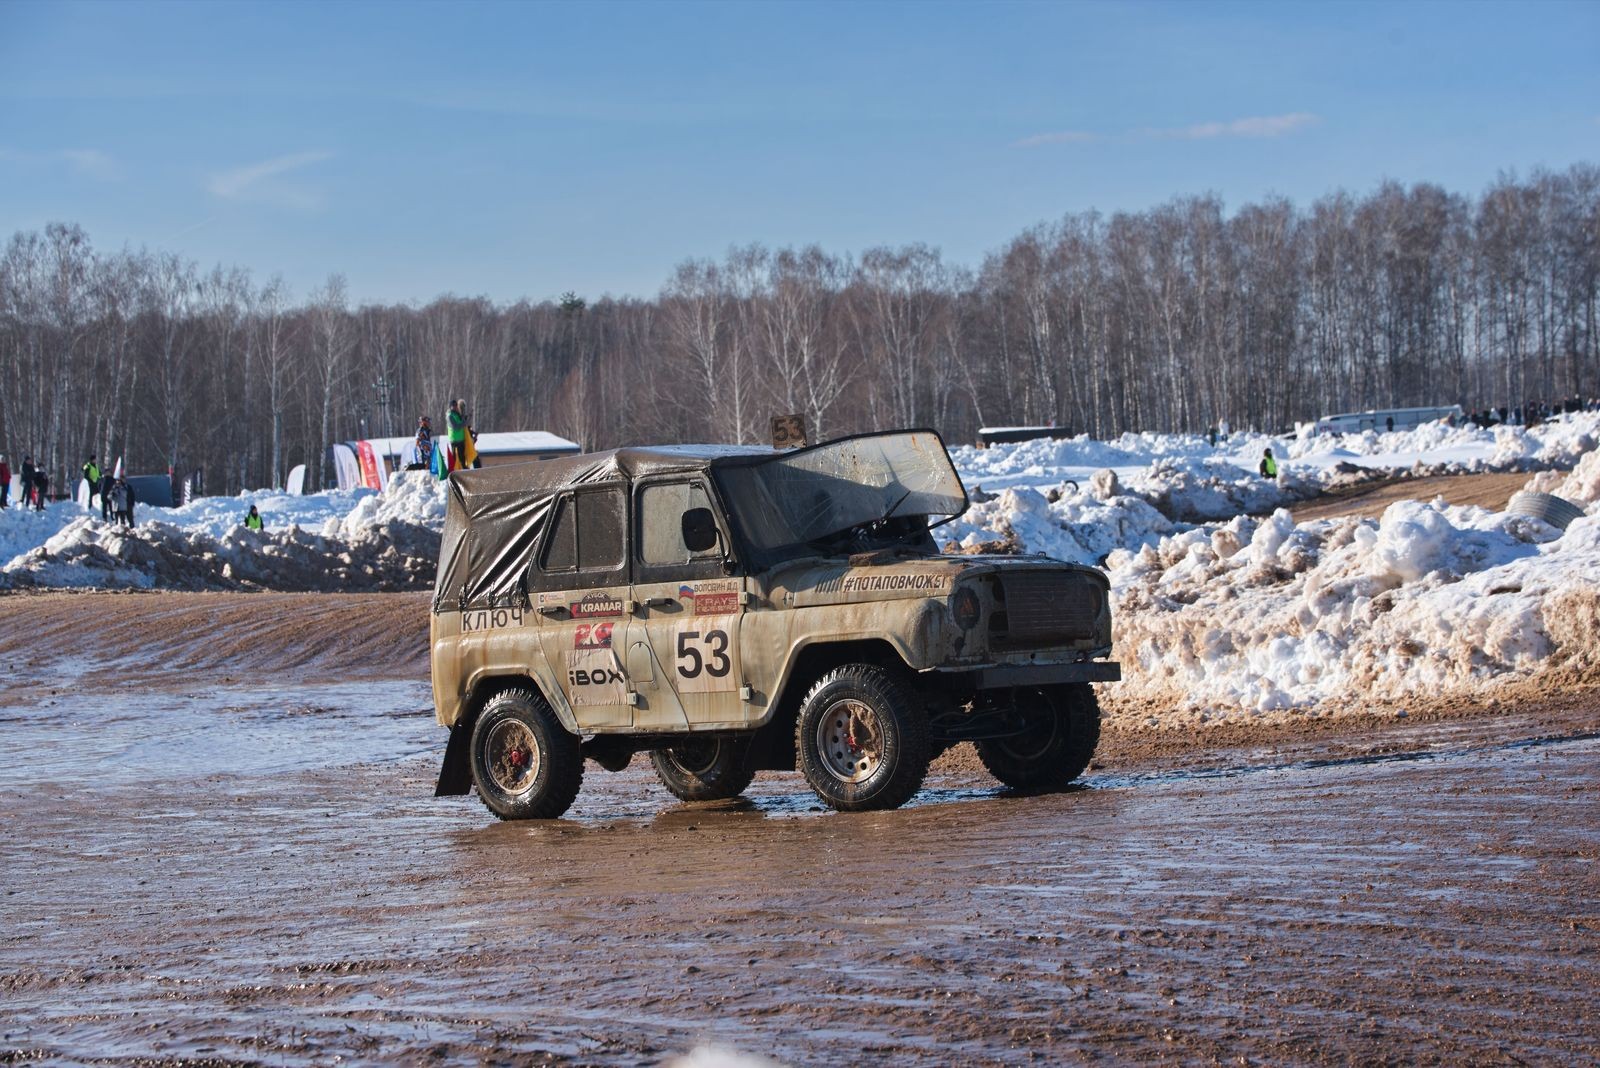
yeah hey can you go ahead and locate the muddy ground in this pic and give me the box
[1289,470,1532,523]
[2,592,1598,1065]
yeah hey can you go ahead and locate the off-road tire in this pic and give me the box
[469,688,583,820]
[796,664,931,812]
[650,737,757,802]
[976,683,1100,792]
[1507,490,1585,532]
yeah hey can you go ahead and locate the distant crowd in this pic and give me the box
[1466,396,1598,430]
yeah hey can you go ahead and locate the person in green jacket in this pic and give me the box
[447,399,469,471]
[244,504,264,531]
[1259,448,1278,479]
[82,455,100,507]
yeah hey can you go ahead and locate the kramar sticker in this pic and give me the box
[571,592,625,618]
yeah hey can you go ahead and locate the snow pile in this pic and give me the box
[1,473,447,592]
[0,504,79,566]
[319,470,448,540]
[953,411,1600,500]
[3,514,440,593]
[1106,500,1599,721]
[948,486,1177,565]
[1521,449,1600,508]
[1123,456,1319,521]
[162,485,378,539]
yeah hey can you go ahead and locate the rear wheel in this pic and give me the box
[469,688,583,820]
[650,737,756,802]
[976,683,1100,792]
[796,664,930,812]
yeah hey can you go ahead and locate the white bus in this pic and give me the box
[1310,405,1463,437]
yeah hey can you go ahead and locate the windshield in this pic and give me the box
[714,430,967,559]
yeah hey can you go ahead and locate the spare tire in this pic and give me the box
[1507,490,1586,532]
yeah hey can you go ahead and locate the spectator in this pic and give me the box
[411,415,434,471]
[110,477,136,527]
[20,456,35,508]
[447,399,469,470]
[33,468,48,511]
[0,454,9,509]
[99,468,115,522]
[1259,448,1278,480]
[244,504,264,531]
[82,455,100,506]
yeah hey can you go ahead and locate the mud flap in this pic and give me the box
[434,722,474,797]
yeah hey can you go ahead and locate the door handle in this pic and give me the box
[537,605,568,618]
[643,596,675,608]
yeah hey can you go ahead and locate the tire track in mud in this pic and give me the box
[0,591,430,693]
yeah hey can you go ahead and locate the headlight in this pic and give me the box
[950,587,981,629]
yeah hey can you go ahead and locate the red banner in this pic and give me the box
[355,440,382,489]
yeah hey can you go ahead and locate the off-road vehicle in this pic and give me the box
[431,429,1119,818]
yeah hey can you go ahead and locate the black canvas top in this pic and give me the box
[433,444,772,612]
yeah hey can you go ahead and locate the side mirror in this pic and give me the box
[682,507,719,554]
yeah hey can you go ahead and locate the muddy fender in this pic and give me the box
[435,722,473,796]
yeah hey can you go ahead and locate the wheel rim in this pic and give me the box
[816,699,884,784]
[996,691,1060,762]
[666,739,721,778]
[484,719,540,795]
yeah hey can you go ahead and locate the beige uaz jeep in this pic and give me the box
[431,429,1119,818]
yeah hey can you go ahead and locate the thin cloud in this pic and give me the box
[1013,112,1319,148]
[206,150,333,208]
[1011,130,1101,148]
[1152,112,1320,140]
[0,146,120,179]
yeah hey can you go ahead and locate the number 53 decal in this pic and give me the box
[674,626,734,692]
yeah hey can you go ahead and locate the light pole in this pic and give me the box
[375,377,396,472]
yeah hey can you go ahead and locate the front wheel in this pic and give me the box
[650,737,756,802]
[796,664,930,812]
[975,683,1100,792]
[469,688,583,820]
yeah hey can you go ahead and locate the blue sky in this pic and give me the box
[2,0,1596,304]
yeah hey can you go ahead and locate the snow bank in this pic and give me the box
[946,414,1600,722]
[1,473,446,592]
[1106,501,1595,721]
[1522,448,1600,508]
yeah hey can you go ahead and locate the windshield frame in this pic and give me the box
[709,428,969,568]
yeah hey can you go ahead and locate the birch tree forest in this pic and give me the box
[2,165,1597,494]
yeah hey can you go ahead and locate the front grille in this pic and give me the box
[995,571,1103,646]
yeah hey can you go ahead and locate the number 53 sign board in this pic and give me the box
[671,623,737,693]
[771,414,807,450]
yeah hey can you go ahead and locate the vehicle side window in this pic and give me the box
[539,485,626,579]
[541,497,577,571]
[639,481,720,565]
[577,488,625,570]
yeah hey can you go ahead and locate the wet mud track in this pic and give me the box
[3,675,1599,1065]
